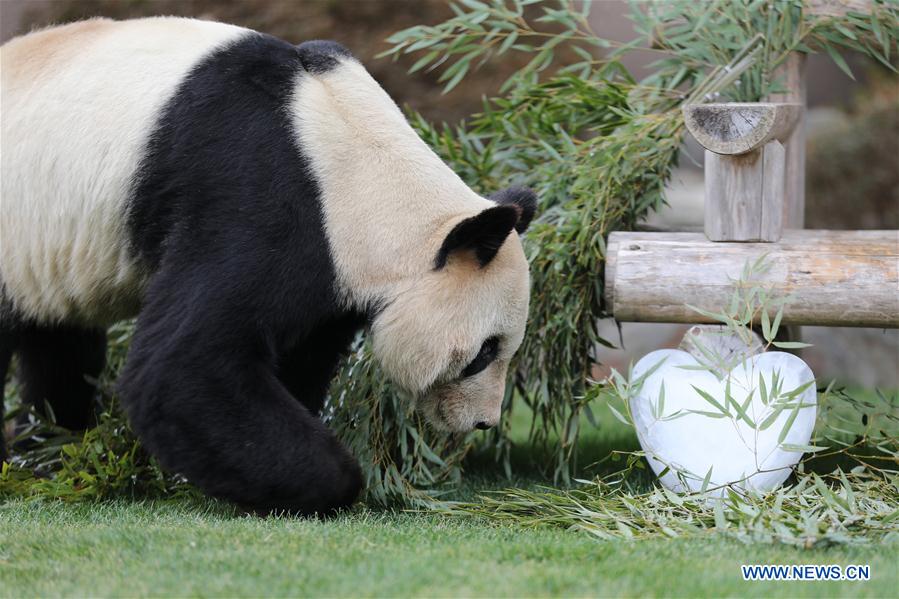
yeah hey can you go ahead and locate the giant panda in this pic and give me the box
[0,17,536,514]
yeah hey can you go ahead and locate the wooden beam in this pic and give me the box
[605,230,899,328]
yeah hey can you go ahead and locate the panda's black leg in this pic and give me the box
[276,313,363,415]
[16,324,107,431]
[0,333,16,462]
[119,273,362,515]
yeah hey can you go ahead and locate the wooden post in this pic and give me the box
[770,1,877,225]
[766,53,807,228]
[704,142,784,241]
[683,103,801,242]
[766,53,807,345]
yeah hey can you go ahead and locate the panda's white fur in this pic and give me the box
[291,58,492,303]
[291,58,530,413]
[1,18,247,324]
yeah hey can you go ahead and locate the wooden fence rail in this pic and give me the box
[605,230,899,328]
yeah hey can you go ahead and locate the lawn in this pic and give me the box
[2,401,897,598]
[3,497,897,597]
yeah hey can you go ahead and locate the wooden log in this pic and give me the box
[604,230,899,328]
[683,103,801,155]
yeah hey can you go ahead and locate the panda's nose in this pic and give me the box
[475,421,492,430]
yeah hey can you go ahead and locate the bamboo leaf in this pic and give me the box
[691,385,729,416]
[772,341,813,349]
[824,43,855,80]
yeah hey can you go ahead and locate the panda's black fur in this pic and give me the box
[0,23,536,515]
[119,35,373,514]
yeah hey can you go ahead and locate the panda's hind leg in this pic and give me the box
[16,323,107,431]
[0,332,14,462]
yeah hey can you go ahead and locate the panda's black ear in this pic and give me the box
[434,205,519,270]
[296,40,354,74]
[489,186,537,234]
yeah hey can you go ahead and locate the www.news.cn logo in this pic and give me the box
[741,564,870,581]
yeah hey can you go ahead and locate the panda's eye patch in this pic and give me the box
[462,336,500,378]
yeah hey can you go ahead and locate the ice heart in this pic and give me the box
[630,349,816,495]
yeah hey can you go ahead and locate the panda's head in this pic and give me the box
[369,187,537,432]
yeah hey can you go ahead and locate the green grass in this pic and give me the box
[2,398,897,598]
[3,498,897,598]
